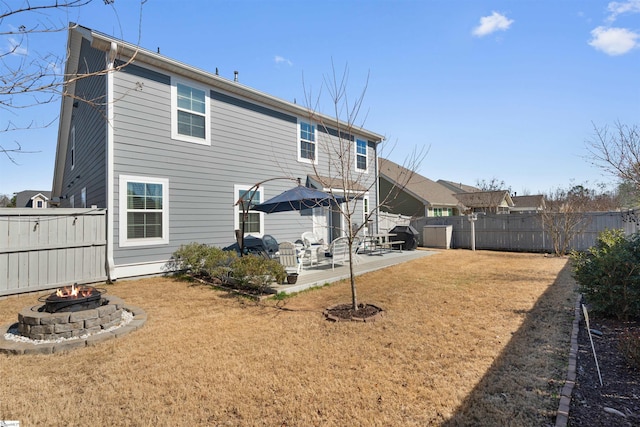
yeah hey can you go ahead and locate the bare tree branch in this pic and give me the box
[304,62,426,310]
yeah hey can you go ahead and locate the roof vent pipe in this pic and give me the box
[234,70,238,82]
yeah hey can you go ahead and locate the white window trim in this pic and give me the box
[297,120,317,165]
[355,138,368,173]
[170,77,211,146]
[81,187,87,208]
[69,194,75,208]
[71,125,76,171]
[234,184,264,237]
[119,175,170,247]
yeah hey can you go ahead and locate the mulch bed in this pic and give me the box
[569,316,640,426]
[323,303,384,322]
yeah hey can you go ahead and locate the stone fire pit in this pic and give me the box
[0,287,146,355]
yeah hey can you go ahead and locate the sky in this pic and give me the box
[1,0,639,197]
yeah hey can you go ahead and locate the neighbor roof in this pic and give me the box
[437,180,480,194]
[454,190,514,209]
[15,191,51,208]
[379,158,460,207]
[511,195,545,210]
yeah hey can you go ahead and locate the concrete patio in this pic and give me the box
[272,248,437,294]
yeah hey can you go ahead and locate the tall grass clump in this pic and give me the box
[571,229,640,321]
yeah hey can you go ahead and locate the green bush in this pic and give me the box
[170,242,211,276]
[230,255,286,293]
[169,243,284,294]
[571,229,640,320]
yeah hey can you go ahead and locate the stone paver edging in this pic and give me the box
[0,295,146,355]
[555,294,582,427]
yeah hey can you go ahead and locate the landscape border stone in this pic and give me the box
[555,294,582,427]
[0,295,146,355]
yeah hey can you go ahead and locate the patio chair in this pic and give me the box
[324,236,349,270]
[301,231,327,268]
[277,241,300,274]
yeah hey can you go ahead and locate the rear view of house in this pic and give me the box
[52,24,383,281]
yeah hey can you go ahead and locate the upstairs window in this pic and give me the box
[356,139,367,171]
[298,121,316,163]
[171,78,210,145]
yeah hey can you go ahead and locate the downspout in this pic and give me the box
[105,41,117,282]
[374,141,380,235]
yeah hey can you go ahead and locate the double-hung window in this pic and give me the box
[119,175,169,247]
[234,185,263,236]
[356,139,368,171]
[298,121,317,163]
[171,78,210,145]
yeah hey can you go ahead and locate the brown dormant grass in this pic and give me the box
[0,250,576,426]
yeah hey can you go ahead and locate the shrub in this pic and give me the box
[618,329,640,369]
[230,255,286,293]
[169,243,284,294]
[571,229,640,320]
[170,243,211,276]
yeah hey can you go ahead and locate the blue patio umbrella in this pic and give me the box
[251,185,347,214]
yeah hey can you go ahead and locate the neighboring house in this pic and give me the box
[437,180,479,194]
[454,190,514,214]
[15,191,52,208]
[378,158,461,218]
[51,24,383,281]
[510,195,546,214]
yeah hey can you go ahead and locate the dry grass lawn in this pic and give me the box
[0,250,577,426]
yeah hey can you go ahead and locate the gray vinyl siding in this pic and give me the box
[59,38,107,208]
[379,177,425,218]
[110,61,377,267]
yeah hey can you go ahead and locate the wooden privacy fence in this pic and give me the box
[0,208,107,297]
[413,210,640,253]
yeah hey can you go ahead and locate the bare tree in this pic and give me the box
[475,177,511,193]
[541,185,593,256]
[304,62,425,311]
[586,121,640,197]
[1,0,145,162]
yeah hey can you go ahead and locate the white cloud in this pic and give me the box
[472,12,514,37]
[589,26,639,55]
[8,37,28,56]
[274,55,293,66]
[606,0,640,22]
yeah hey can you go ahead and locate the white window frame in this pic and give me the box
[170,77,211,145]
[234,184,264,237]
[71,125,76,170]
[297,120,317,164]
[355,138,368,172]
[119,175,170,247]
[81,187,87,208]
[69,194,75,208]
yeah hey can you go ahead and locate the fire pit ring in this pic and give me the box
[37,285,107,313]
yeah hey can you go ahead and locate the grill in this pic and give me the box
[223,234,279,258]
[389,225,419,251]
